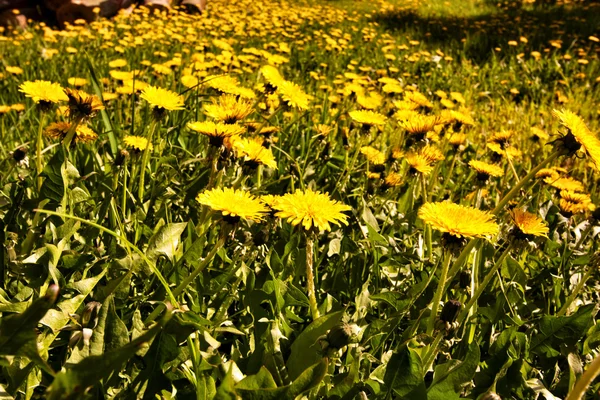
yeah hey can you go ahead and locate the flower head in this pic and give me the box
[349,110,387,127]
[360,146,386,165]
[401,114,440,135]
[277,81,310,110]
[469,160,504,179]
[273,188,351,232]
[123,135,153,152]
[65,89,104,120]
[418,202,499,239]
[510,209,549,238]
[233,137,278,169]
[196,187,269,223]
[140,86,185,111]
[19,80,68,105]
[559,190,595,215]
[544,176,584,192]
[205,95,253,124]
[552,109,600,170]
[44,122,98,143]
[187,120,245,146]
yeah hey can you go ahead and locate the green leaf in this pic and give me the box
[286,310,343,380]
[530,304,596,359]
[384,345,425,398]
[40,151,65,206]
[215,366,237,400]
[146,222,188,263]
[46,307,173,400]
[0,285,58,373]
[427,341,480,400]
[236,367,278,390]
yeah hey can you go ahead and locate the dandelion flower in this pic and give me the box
[273,189,351,231]
[401,114,440,135]
[64,89,104,120]
[233,137,278,169]
[188,121,245,146]
[19,80,68,105]
[277,81,311,110]
[469,160,504,180]
[406,152,434,175]
[349,110,387,127]
[205,95,253,124]
[140,86,185,111]
[360,146,386,165]
[552,109,600,170]
[559,190,595,215]
[44,122,98,143]
[418,202,498,239]
[123,135,152,152]
[510,208,549,238]
[544,176,584,192]
[196,187,269,223]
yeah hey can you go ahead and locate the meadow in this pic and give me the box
[1,0,600,398]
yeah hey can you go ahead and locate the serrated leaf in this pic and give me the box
[384,345,425,398]
[146,222,188,263]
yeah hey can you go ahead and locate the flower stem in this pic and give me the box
[427,250,452,336]
[565,353,600,400]
[557,264,595,317]
[305,234,320,320]
[138,120,158,202]
[36,115,45,192]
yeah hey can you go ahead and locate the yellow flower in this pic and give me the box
[469,160,504,178]
[559,190,595,215]
[277,81,311,110]
[204,95,253,123]
[449,132,467,147]
[531,127,549,141]
[68,77,89,87]
[19,80,68,104]
[6,66,23,75]
[44,122,98,143]
[406,152,434,175]
[401,114,440,135]
[488,131,513,148]
[187,121,245,146]
[196,187,269,222]
[140,86,184,111]
[233,137,278,169]
[360,146,386,165]
[123,135,153,151]
[552,109,600,170]
[404,91,433,108]
[108,59,128,68]
[260,65,285,89]
[384,172,403,187]
[65,89,104,120]
[349,110,387,127]
[510,209,548,238]
[273,188,351,231]
[418,202,499,238]
[544,176,584,192]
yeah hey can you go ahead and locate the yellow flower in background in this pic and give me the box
[418,202,498,239]
[260,65,285,89]
[406,152,434,175]
[273,188,351,231]
[552,109,600,171]
[6,66,23,75]
[197,187,269,222]
[402,114,440,135]
[67,77,89,87]
[360,146,386,165]
[544,176,585,192]
[65,89,104,120]
[188,120,245,146]
[44,122,98,143]
[559,190,595,215]
[140,86,185,111]
[124,135,153,152]
[205,95,253,123]
[510,209,549,238]
[19,80,68,105]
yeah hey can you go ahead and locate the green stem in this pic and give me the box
[305,234,320,320]
[565,353,600,400]
[138,120,158,202]
[427,251,452,336]
[36,115,45,192]
[558,265,595,317]
[458,245,512,329]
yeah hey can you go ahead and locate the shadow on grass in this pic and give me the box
[371,1,600,64]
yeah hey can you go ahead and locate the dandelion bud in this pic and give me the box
[326,322,359,349]
[81,301,101,329]
[440,300,461,324]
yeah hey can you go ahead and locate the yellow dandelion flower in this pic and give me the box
[360,146,386,165]
[552,109,600,170]
[384,172,403,187]
[204,95,253,123]
[349,110,387,126]
[197,187,269,223]
[67,77,89,87]
[108,59,128,68]
[140,86,185,111]
[469,160,504,178]
[44,122,97,143]
[19,80,68,105]
[64,89,104,120]
[187,120,245,146]
[260,65,285,89]
[418,202,499,238]
[449,132,467,147]
[536,168,560,180]
[406,152,434,175]
[277,80,311,110]
[273,188,351,231]
[123,135,153,152]
[402,114,440,135]
[559,190,595,215]
[404,91,433,108]
[544,176,585,192]
[233,137,278,169]
[510,209,549,238]
[531,127,549,141]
